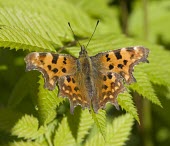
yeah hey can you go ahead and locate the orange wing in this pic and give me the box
[25,52,77,90]
[91,46,149,84]
[58,74,91,113]
[92,72,125,112]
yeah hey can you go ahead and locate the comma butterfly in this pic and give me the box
[24,21,149,113]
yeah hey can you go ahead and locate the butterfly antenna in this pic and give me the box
[68,22,81,47]
[86,20,99,48]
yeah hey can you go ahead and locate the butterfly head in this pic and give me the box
[79,45,88,57]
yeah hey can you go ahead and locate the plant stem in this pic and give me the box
[120,0,129,35]
[142,0,153,146]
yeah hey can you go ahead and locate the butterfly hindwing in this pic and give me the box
[25,52,77,90]
[92,72,125,112]
[58,74,91,113]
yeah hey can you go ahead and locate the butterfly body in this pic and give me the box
[25,46,149,113]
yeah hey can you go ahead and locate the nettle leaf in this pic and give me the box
[106,113,134,146]
[0,6,64,44]
[37,76,65,125]
[85,113,134,146]
[53,117,76,146]
[7,141,45,146]
[130,69,162,107]
[0,0,99,52]
[91,109,106,140]
[43,119,58,146]
[67,107,82,140]
[143,44,170,87]
[0,25,56,52]
[66,108,94,144]
[76,109,94,144]
[118,92,139,123]
[11,114,45,140]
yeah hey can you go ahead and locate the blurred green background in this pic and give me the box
[0,0,170,146]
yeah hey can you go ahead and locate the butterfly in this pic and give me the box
[25,44,149,113]
[25,21,149,113]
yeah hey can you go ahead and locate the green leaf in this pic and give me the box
[85,125,105,146]
[118,92,139,123]
[43,119,58,146]
[67,0,121,34]
[85,113,134,146]
[0,0,99,47]
[67,106,82,140]
[7,141,46,146]
[0,25,56,52]
[91,109,106,140]
[37,76,65,125]
[106,114,134,146]
[11,114,45,140]
[130,70,162,107]
[53,117,76,146]
[76,109,94,144]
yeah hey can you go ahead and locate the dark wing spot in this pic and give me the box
[47,65,51,70]
[109,64,114,70]
[123,60,128,65]
[130,54,134,59]
[74,87,79,92]
[107,58,110,61]
[118,64,124,69]
[115,51,122,59]
[52,68,58,73]
[103,76,107,81]
[72,78,75,83]
[63,60,66,64]
[107,73,112,79]
[105,54,111,62]
[40,60,44,65]
[66,76,71,82]
[111,82,116,88]
[62,68,66,73]
[52,54,59,64]
[64,57,67,61]
[102,85,108,90]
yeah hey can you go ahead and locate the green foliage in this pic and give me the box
[85,113,134,146]
[118,92,139,123]
[37,76,65,125]
[130,70,162,107]
[11,114,45,139]
[0,0,169,146]
[91,109,106,139]
[129,0,170,43]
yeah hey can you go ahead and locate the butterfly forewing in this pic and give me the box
[25,52,77,90]
[91,46,149,84]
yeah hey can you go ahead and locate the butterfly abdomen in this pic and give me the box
[78,54,97,100]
